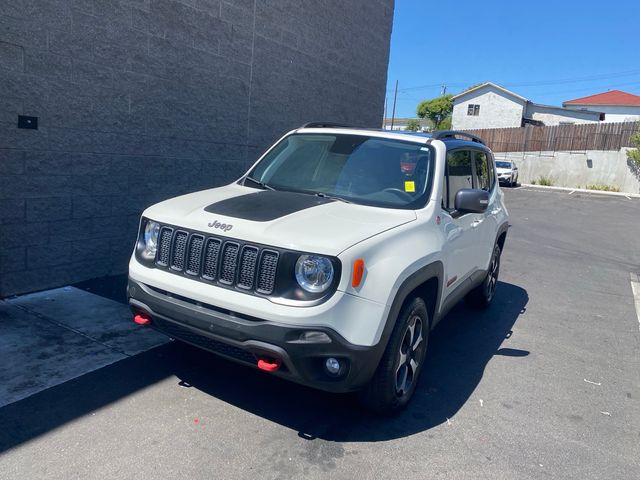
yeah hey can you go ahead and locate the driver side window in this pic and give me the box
[473,151,492,191]
[442,150,472,210]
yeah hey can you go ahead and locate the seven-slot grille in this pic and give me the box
[155,226,278,295]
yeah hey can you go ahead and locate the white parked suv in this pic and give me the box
[128,123,510,413]
[496,160,519,187]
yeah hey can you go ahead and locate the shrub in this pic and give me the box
[628,129,640,166]
[535,175,554,186]
[405,119,421,132]
[585,184,620,192]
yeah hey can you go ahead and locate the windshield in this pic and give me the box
[246,133,435,209]
[496,161,512,168]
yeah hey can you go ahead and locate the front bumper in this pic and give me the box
[128,278,385,392]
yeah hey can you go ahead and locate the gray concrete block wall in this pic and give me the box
[0,0,394,297]
[495,148,640,194]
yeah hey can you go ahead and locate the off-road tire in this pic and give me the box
[358,297,429,414]
[466,243,501,309]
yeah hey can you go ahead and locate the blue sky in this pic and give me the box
[386,0,640,118]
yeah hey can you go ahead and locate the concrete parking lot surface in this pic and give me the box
[0,188,638,479]
[0,287,167,407]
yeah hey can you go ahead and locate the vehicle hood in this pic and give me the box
[142,184,417,255]
[496,167,513,175]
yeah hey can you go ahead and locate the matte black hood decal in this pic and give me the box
[204,190,334,222]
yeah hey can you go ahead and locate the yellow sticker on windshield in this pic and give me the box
[404,181,415,193]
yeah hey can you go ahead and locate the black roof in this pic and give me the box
[437,139,491,151]
[298,123,488,149]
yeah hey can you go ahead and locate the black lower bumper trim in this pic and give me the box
[153,317,258,366]
[127,278,384,392]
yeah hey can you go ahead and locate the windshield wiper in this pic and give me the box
[244,176,275,191]
[315,192,351,204]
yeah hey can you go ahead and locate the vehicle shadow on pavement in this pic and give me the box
[0,341,177,453]
[171,280,529,441]
[0,282,527,450]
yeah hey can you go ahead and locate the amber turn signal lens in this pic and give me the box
[352,258,365,288]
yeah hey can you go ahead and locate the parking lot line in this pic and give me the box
[519,184,640,198]
[630,273,640,332]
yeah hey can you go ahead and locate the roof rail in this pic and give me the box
[431,130,485,145]
[298,122,361,129]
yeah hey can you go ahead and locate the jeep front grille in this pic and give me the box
[155,226,279,295]
[171,231,188,271]
[257,251,278,294]
[157,228,173,266]
[220,242,239,285]
[237,246,258,290]
[202,238,222,280]
[186,235,204,276]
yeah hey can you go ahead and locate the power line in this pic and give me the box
[396,80,640,103]
[504,69,640,88]
[386,69,640,93]
[531,80,640,98]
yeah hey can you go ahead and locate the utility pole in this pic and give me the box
[390,80,398,130]
[382,97,387,129]
[441,84,447,96]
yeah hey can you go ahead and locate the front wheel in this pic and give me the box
[466,243,501,308]
[358,297,429,414]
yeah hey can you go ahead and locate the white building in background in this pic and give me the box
[451,82,604,130]
[382,117,432,131]
[452,83,527,129]
[563,90,640,123]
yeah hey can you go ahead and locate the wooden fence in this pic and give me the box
[462,121,639,153]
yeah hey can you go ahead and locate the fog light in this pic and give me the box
[325,357,341,375]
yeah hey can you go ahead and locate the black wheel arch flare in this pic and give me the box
[377,261,444,355]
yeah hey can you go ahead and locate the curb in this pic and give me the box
[519,184,640,199]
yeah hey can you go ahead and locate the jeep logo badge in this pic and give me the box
[208,220,233,232]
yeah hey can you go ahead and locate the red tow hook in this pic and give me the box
[133,313,152,326]
[257,358,281,372]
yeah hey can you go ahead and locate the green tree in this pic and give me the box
[405,119,421,131]
[417,94,453,130]
[628,129,640,166]
[439,116,452,130]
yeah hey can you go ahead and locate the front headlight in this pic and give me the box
[141,220,160,260]
[295,255,334,293]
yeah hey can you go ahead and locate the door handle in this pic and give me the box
[471,219,483,228]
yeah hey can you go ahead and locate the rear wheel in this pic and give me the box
[359,297,429,414]
[466,244,501,308]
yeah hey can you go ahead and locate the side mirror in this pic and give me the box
[454,189,489,214]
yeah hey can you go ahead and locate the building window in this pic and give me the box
[467,104,480,116]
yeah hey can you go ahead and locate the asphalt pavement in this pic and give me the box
[0,187,638,480]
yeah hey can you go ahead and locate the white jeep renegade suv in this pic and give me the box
[128,123,509,413]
